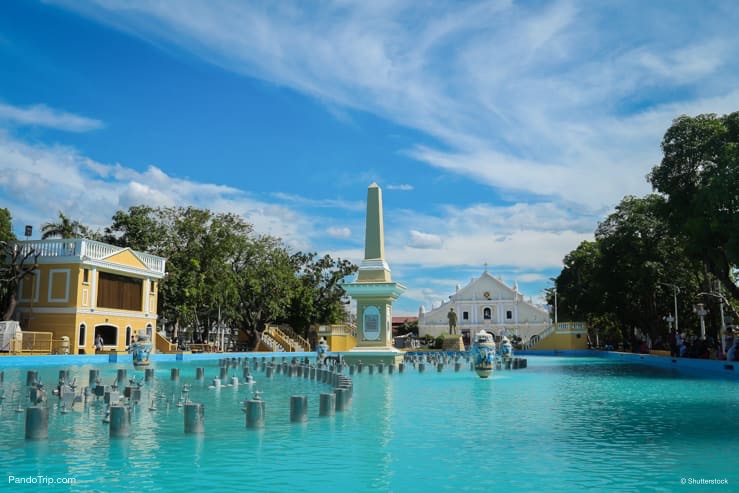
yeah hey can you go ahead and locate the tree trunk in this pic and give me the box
[2,292,17,321]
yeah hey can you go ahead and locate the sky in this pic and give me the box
[1,0,739,317]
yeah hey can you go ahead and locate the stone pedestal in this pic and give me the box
[341,348,404,366]
[442,335,465,352]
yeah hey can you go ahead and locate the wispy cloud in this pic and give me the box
[271,192,364,212]
[0,131,314,249]
[407,230,442,249]
[20,0,739,316]
[326,226,352,239]
[386,184,414,191]
[48,0,739,211]
[0,102,103,132]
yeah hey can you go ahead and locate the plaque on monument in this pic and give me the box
[363,306,380,341]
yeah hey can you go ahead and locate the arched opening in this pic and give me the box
[125,326,132,347]
[145,323,153,339]
[483,307,492,320]
[95,324,118,347]
[78,323,87,347]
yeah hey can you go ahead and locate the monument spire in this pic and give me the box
[356,183,392,283]
[343,182,406,364]
[364,182,384,260]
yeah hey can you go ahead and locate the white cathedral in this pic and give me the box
[417,269,550,345]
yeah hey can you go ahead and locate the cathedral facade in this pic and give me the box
[418,270,550,346]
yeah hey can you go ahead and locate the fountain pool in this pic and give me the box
[1,355,737,492]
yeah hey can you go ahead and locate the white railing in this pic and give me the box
[523,325,556,350]
[260,332,284,352]
[266,326,306,352]
[522,322,588,350]
[556,322,587,331]
[16,239,165,274]
[318,324,357,337]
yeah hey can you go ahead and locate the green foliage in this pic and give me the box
[282,252,358,338]
[420,334,435,347]
[396,319,418,336]
[648,111,739,299]
[0,208,15,243]
[103,205,166,251]
[92,204,358,349]
[552,240,604,321]
[434,333,446,349]
[41,211,94,239]
[586,313,623,346]
[554,194,707,343]
[553,112,739,343]
[0,208,39,320]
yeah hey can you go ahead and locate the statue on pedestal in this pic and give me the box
[447,308,458,335]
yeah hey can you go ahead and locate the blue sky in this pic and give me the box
[1,0,739,317]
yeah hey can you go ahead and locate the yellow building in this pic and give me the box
[526,322,589,351]
[14,239,166,355]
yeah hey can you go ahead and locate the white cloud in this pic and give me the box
[0,102,103,132]
[392,229,589,270]
[326,226,351,238]
[15,0,739,314]
[407,230,442,249]
[271,192,364,211]
[48,0,739,213]
[386,184,413,191]
[0,132,317,248]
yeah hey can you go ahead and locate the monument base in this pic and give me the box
[442,335,465,352]
[340,347,405,366]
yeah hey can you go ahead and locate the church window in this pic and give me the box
[463,311,469,320]
[506,310,513,320]
[483,308,491,320]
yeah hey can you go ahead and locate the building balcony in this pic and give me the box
[15,239,166,276]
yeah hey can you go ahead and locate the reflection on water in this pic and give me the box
[0,357,737,492]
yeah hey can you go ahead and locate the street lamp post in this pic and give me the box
[663,313,674,335]
[660,283,680,336]
[693,303,708,341]
[698,291,731,355]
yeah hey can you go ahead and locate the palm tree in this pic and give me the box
[41,211,91,239]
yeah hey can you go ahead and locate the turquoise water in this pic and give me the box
[1,356,738,492]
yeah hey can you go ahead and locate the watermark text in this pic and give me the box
[680,478,729,486]
[8,475,77,485]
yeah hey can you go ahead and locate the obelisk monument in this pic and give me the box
[342,183,406,365]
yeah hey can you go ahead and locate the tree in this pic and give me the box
[153,207,253,344]
[395,318,418,336]
[648,112,739,299]
[596,195,704,343]
[101,204,358,350]
[230,235,299,350]
[41,211,93,239]
[283,252,357,339]
[0,208,40,320]
[552,195,705,345]
[0,209,13,244]
[103,205,166,252]
[551,240,605,322]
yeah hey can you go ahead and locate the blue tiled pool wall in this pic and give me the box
[1,349,736,378]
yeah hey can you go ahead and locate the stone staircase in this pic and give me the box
[259,325,311,352]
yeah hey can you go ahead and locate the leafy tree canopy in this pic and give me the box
[648,112,739,298]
